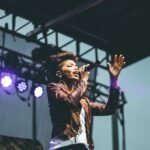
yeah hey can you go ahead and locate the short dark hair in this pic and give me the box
[48,51,78,82]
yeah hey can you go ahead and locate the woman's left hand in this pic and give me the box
[107,54,126,78]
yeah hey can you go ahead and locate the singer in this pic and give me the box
[47,51,125,150]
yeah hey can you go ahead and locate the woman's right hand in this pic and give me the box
[78,64,90,82]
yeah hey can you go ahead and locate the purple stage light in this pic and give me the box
[0,75,13,88]
[34,86,43,98]
[16,80,28,92]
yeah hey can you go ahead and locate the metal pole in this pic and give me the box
[32,84,37,150]
[112,113,119,150]
[120,106,126,150]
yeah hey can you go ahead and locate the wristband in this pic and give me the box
[111,77,118,88]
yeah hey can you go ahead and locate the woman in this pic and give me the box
[47,51,125,150]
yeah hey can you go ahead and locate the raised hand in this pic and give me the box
[107,54,126,78]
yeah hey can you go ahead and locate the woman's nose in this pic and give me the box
[75,66,79,71]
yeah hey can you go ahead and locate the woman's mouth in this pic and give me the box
[73,71,79,77]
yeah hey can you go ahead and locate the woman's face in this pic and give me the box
[59,59,79,81]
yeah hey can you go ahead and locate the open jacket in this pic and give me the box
[47,80,120,150]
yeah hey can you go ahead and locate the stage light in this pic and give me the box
[33,86,43,98]
[0,74,13,88]
[16,80,28,93]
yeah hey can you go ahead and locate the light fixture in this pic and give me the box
[0,73,13,88]
[0,72,16,94]
[16,80,28,93]
[33,85,43,98]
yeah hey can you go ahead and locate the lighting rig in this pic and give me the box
[0,46,49,104]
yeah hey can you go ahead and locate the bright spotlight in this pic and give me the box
[0,74,13,88]
[33,86,43,98]
[16,80,28,93]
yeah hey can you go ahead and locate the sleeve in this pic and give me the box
[90,87,120,116]
[47,80,88,106]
